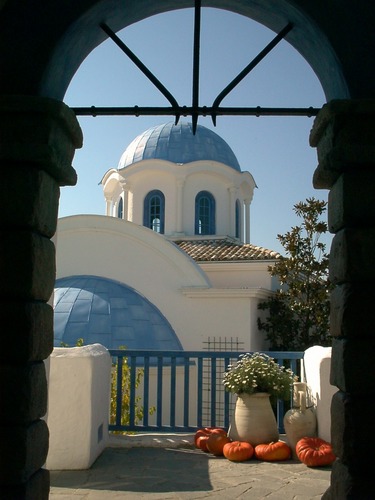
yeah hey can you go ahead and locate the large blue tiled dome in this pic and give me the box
[54,275,183,351]
[118,122,241,171]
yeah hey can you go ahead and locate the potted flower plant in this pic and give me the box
[223,352,297,445]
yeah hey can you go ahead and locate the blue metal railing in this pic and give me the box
[108,350,304,434]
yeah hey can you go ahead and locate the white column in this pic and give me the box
[176,177,185,234]
[123,190,128,220]
[229,186,236,238]
[105,196,112,217]
[245,199,251,244]
[120,179,130,221]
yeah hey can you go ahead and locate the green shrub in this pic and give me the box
[110,354,155,430]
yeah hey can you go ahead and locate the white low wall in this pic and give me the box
[303,345,337,443]
[46,344,111,470]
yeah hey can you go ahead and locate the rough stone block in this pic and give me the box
[329,228,375,284]
[310,100,375,146]
[330,338,375,394]
[310,99,375,189]
[0,362,47,424]
[328,172,375,233]
[330,283,375,339]
[0,301,53,363]
[327,458,374,498]
[0,420,49,484]
[0,168,59,237]
[313,117,375,167]
[0,230,55,301]
[312,163,337,190]
[331,391,374,474]
[0,468,49,500]
[0,95,82,186]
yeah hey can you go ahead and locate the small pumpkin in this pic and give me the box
[254,441,291,462]
[296,437,336,467]
[207,433,231,456]
[194,427,227,452]
[223,441,254,462]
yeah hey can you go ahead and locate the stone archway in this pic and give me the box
[0,1,356,100]
[1,2,374,498]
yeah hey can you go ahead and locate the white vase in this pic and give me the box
[228,392,279,446]
[283,383,317,459]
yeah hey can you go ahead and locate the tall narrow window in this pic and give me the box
[195,191,215,235]
[117,197,123,219]
[143,190,165,234]
[235,199,241,239]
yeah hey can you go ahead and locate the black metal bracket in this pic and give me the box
[211,22,293,126]
[100,22,181,124]
[90,9,315,132]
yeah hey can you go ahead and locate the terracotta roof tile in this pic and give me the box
[173,238,280,262]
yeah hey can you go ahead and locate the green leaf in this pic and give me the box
[257,197,332,351]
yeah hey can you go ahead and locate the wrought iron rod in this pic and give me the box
[211,22,294,124]
[72,105,320,118]
[100,22,180,122]
[192,0,202,134]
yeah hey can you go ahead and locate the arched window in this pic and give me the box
[143,190,165,234]
[117,197,123,219]
[235,199,241,239]
[195,191,215,235]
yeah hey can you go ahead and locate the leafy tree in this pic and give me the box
[258,198,332,351]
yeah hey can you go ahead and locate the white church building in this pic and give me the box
[54,122,280,352]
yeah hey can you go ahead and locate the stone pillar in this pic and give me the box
[0,95,82,499]
[310,99,375,499]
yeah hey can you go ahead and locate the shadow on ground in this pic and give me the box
[50,447,213,493]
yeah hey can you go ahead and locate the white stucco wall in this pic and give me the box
[46,344,111,470]
[303,345,337,443]
[200,262,275,289]
[55,215,271,352]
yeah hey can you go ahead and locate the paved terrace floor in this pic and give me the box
[50,434,331,499]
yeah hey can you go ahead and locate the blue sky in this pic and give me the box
[63,7,329,254]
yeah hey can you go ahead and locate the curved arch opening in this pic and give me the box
[38,2,348,102]
[61,7,331,253]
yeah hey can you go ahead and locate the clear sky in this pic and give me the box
[62,7,329,255]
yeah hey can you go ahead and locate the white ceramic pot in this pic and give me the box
[228,392,279,446]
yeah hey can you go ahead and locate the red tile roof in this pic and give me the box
[173,238,280,262]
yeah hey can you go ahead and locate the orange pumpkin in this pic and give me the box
[223,441,254,462]
[296,437,336,467]
[194,427,227,452]
[254,441,291,462]
[207,433,231,456]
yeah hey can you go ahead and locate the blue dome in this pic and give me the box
[54,275,183,351]
[118,122,241,171]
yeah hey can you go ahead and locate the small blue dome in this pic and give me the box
[54,275,183,351]
[118,122,241,171]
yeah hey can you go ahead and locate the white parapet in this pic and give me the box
[46,344,111,470]
[303,345,337,443]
